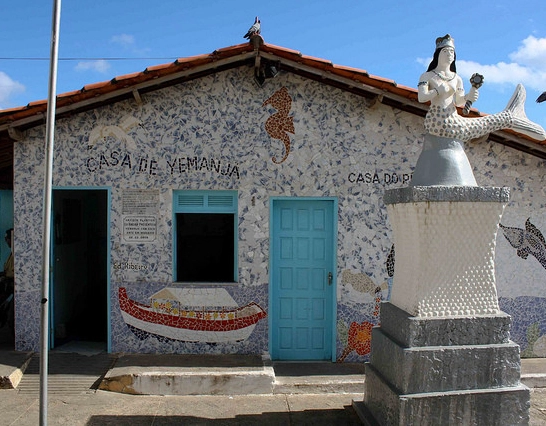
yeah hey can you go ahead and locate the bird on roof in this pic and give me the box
[537,91,546,103]
[243,16,260,39]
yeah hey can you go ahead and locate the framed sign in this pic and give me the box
[122,189,159,243]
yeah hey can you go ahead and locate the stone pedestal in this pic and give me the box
[353,186,530,425]
[353,302,529,425]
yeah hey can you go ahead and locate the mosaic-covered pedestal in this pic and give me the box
[387,186,509,318]
[353,186,530,425]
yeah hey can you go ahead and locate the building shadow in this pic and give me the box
[87,406,364,425]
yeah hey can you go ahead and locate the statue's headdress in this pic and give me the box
[435,34,455,50]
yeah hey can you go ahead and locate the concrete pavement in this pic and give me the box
[0,390,367,425]
[0,319,546,425]
[0,348,545,425]
[0,387,546,425]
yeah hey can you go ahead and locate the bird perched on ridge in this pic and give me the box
[243,16,260,39]
[537,91,546,103]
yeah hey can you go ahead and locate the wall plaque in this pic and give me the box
[122,189,159,242]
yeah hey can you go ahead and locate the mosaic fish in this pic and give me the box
[342,270,378,294]
[500,218,546,270]
[337,287,382,362]
[386,244,395,277]
[88,114,140,150]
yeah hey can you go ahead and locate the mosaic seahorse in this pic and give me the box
[263,87,295,164]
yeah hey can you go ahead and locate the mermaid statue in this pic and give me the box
[412,34,546,186]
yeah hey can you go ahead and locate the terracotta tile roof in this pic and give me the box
[0,39,544,188]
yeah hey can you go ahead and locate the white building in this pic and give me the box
[0,38,545,361]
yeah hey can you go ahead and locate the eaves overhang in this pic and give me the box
[0,43,257,132]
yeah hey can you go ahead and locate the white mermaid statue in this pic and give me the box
[411,34,546,186]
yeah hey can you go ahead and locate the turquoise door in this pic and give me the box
[270,199,336,360]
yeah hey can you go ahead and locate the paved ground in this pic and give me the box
[1,355,545,426]
[0,388,544,425]
[1,390,368,425]
[1,327,546,425]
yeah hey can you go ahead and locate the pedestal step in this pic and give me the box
[360,305,529,425]
[379,302,511,347]
[360,364,529,426]
[370,327,522,394]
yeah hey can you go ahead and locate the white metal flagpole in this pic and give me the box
[40,0,62,424]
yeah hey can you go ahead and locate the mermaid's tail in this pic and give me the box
[505,84,546,141]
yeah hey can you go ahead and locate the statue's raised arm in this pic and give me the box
[418,34,545,142]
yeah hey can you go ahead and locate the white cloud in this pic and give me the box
[110,33,150,56]
[111,34,135,48]
[456,36,546,92]
[416,57,431,67]
[509,36,546,69]
[0,71,25,106]
[74,60,111,74]
[457,60,538,86]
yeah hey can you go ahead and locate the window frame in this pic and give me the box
[172,190,238,283]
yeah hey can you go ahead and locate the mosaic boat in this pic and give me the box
[118,287,267,343]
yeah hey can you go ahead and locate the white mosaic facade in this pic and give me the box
[12,66,546,360]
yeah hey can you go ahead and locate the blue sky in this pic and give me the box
[2,1,546,129]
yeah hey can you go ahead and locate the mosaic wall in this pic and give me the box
[12,66,546,360]
[467,138,546,357]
